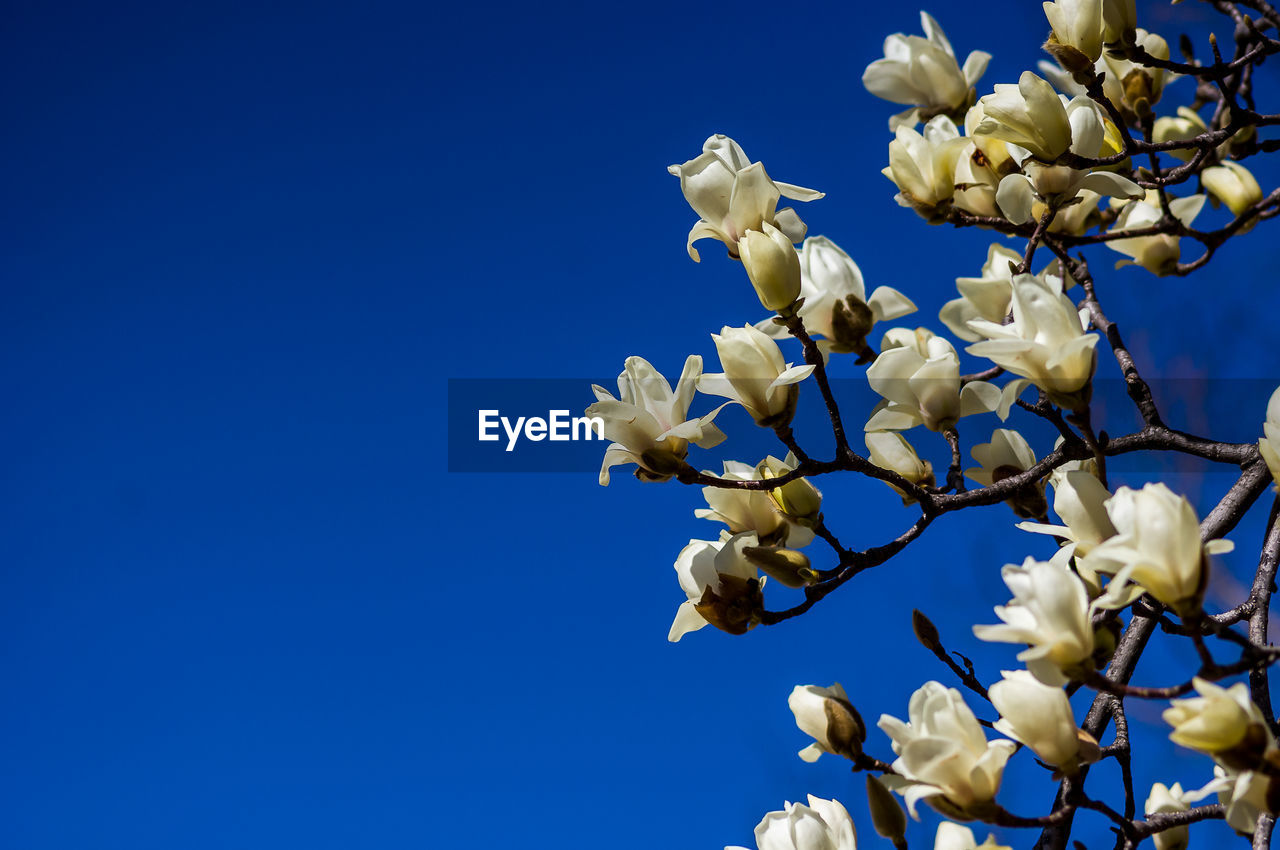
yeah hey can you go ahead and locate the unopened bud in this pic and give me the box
[743,546,816,589]
[866,775,907,842]
[739,222,802,313]
[912,609,942,653]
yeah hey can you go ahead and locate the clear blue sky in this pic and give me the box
[3,1,1278,848]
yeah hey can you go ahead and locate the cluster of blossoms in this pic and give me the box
[586,1,1280,847]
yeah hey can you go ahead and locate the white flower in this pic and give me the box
[862,11,991,130]
[1202,161,1264,219]
[1163,678,1274,760]
[939,244,1021,342]
[669,532,763,642]
[698,324,814,426]
[950,105,1020,218]
[695,460,813,548]
[725,795,858,850]
[966,428,1047,518]
[1106,190,1206,275]
[1145,782,1214,850]
[789,683,867,762]
[987,94,1142,224]
[877,681,1017,819]
[757,236,916,358]
[883,116,967,217]
[1152,107,1208,162]
[1099,30,1173,121]
[866,431,936,503]
[1083,484,1234,615]
[966,272,1098,410]
[668,134,823,262]
[1206,765,1272,836]
[1044,0,1106,65]
[933,822,1011,850]
[1019,465,1117,556]
[588,355,727,485]
[965,427,1036,484]
[975,72,1074,161]
[974,552,1096,685]
[1261,386,1280,491]
[1103,0,1137,44]
[866,328,1001,432]
[989,670,1096,774]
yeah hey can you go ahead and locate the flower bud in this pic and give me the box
[866,775,907,843]
[758,454,824,526]
[739,223,802,313]
[866,431,936,504]
[743,546,816,588]
[789,683,867,762]
[1043,0,1105,65]
[912,609,942,653]
[1103,0,1136,44]
[1145,783,1196,850]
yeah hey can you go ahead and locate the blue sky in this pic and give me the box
[4,1,1279,848]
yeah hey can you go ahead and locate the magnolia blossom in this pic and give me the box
[1103,0,1137,43]
[789,683,867,762]
[883,116,967,217]
[725,795,858,850]
[1106,190,1205,275]
[989,670,1096,775]
[1163,678,1274,762]
[757,236,916,359]
[699,324,814,426]
[1145,782,1214,850]
[1262,386,1280,491]
[966,273,1098,410]
[974,552,1096,685]
[951,105,1019,218]
[1083,483,1234,615]
[983,90,1141,224]
[1019,465,1117,556]
[1206,765,1272,835]
[939,244,1020,341]
[588,355,726,485]
[933,822,1011,850]
[966,428,1046,518]
[862,11,991,130]
[1099,30,1173,122]
[975,72,1074,161]
[866,431,935,503]
[669,533,767,642]
[1152,107,1209,161]
[878,681,1016,819]
[1043,0,1106,66]
[866,328,1001,432]
[1202,161,1263,219]
[740,222,804,312]
[668,134,822,262]
[758,453,824,526]
[696,460,813,548]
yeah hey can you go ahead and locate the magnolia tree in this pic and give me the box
[586,1,1280,848]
